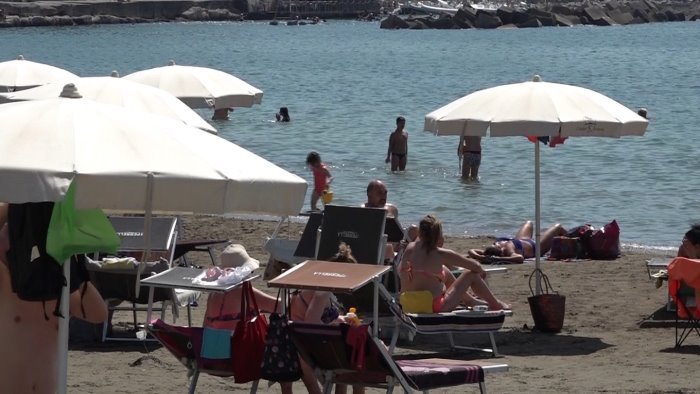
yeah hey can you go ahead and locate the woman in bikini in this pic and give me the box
[398,215,509,312]
[469,221,567,264]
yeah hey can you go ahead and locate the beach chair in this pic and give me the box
[289,321,509,394]
[667,257,700,347]
[86,216,200,341]
[313,205,393,314]
[148,319,259,394]
[314,206,510,356]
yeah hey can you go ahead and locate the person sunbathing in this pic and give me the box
[398,214,509,312]
[468,221,567,264]
[202,244,280,330]
[0,204,108,394]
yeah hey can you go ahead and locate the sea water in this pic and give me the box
[2,20,699,251]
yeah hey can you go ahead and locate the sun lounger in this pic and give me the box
[289,321,509,394]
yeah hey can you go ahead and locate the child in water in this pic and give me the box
[305,151,333,211]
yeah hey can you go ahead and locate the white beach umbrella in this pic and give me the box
[0,84,306,394]
[425,75,648,291]
[0,77,217,133]
[0,55,79,91]
[123,60,263,109]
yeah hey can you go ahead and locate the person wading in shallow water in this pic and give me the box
[385,116,408,172]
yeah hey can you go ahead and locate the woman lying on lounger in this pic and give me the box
[398,214,510,312]
[468,221,567,264]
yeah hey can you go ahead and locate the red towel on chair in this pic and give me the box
[346,324,369,370]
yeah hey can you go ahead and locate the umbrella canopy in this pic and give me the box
[425,75,648,287]
[0,55,79,92]
[0,84,306,394]
[123,60,263,109]
[0,85,306,215]
[0,77,216,133]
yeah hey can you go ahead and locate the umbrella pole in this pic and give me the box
[57,258,71,394]
[534,140,542,295]
[143,173,155,328]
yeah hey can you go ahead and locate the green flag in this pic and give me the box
[46,181,120,263]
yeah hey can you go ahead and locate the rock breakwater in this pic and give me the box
[380,0,700,29]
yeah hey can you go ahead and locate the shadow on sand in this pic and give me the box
[393,328,612,358]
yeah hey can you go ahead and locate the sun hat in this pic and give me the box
[220,244,260,270]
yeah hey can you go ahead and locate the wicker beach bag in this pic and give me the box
[528,269,566,333]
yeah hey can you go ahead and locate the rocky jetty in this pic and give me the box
[0,0,248,27]
[380,0,700,29]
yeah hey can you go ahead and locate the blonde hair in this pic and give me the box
[329,242,357,264]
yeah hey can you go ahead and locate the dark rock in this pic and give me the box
[452,9,474,28]
[496,7,514,25]
[379,14,409,29]
[583,5,607,21]
[457,6,477,23]
[553,13,575,27]
[497,23,517,29]
[24,15,50,26]
[407,18,429,29]
[50,15,74,25]
[550,5,573,15]
[663,9,677,21]
[93,14,124,24]
[605,0,622,11]
[517,16,542,28]
[511,9,530,24]
[527,8,556,26]
[607,9,634,25]
[428,14,456,29]
[475,10,501,28]
[72,15,93,25]
[652,11,668,22]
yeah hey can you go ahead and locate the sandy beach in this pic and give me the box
[67,215,696,393]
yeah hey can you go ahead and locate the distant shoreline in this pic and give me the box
[1,0,698,29]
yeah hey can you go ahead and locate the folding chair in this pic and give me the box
[87,216,200,341]
[667,257,700,347]
[290,321,509,394]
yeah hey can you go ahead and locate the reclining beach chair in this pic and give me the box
[86,216,200,341]
[315,205,511,356]
[667,257,700,347]
[290,321,509,394]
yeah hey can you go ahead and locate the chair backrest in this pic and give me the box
[668,257,700,319]
[315,205,387,264]
[90,216,179,301]
[293,211,324,259]
[313,205,389,314]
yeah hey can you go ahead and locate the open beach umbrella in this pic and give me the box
[0,84,306,394]
[123,60,264,109]
[0,77,217,133]
[425,75,648,292]
[0,55,78,92]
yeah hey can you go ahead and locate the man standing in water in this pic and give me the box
[458,136,482,181]
[385,116,408,172]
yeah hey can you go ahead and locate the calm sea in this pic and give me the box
[3,21,699,252]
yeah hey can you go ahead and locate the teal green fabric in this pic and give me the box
[46,181,120,264]
[201,327,232,359]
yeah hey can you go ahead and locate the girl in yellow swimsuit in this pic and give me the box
[398,215,510,312]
